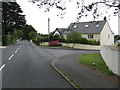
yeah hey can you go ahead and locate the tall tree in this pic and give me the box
[2,2,26,34]
[22,25,37,40]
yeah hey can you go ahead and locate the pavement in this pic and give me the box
[0,46,6,49]
[53,52,118,88]
[2,41,73,88]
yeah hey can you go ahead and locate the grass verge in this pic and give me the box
[78,53,113,75]
[59,69,82,89]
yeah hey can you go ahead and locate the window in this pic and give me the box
[73,25,77,28]
[96,24,99,28]
[88,34,93,39]
[85,24,89,28]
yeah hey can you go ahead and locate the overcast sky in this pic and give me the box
[16,0,118,35]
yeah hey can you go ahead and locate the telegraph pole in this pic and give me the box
[118,8,120,35]
[48,18,50,45]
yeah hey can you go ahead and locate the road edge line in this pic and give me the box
[51,59,79,89]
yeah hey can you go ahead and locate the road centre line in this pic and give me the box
[8,54,14,60]
[18,45,22,50]
[15,50,18,53]
[0,64,6,71]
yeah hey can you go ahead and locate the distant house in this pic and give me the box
[52,28,68,35]
[53,20,114,45]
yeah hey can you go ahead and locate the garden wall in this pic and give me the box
[41,42,100,50]
[100,45,120,76]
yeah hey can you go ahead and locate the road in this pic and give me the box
[1,41,74,88]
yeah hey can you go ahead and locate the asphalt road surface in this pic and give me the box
[2,41,73,88]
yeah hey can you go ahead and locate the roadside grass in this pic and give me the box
[78,53,113,75]
[59,69,82,89]
[40,45,72,48]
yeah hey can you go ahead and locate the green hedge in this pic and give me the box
[88,40,100,45]
[2,35,15,46]
[118,43,120,46]
[64,38,100,45]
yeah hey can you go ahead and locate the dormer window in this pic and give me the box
[96,24,99,28]
[73,25,77,28]
[85,24,89,28]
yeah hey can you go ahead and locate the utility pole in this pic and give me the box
[118,8,120,35]
[48,17,50,45]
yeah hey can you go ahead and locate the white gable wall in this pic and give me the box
[53,30,60,35]
[100,22,114,45]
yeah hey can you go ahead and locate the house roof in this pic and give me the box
[54,28,68,35]
[65,20,107,34]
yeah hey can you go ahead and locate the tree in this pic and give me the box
[2,2,26,34]
[66,31,81,47]
[29,0,119,20]
[28,31,37,40]
[14,30,23,40]
[22,25,37,40]
[114,35,120,42]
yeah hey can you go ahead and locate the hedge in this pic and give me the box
[2,35,15,46]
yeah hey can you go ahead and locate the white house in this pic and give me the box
[53,20,114,45]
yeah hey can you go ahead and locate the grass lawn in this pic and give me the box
[78,53,113,75]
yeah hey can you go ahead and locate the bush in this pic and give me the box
[88,40,100,45]
[66,31,81,44]
[117,43,120,46]
[79,38,89,44]
[2,35,15,46]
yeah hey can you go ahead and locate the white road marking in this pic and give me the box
[20,45,22,48]
[0,64,6,71]
[15,50,18,53]
[8,54,14,60]
[18,45,22,50]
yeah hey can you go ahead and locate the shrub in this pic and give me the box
[88,40,100,45]
[66,31,81,45]
[117,43,120,46]
[79,38,89,44]
[2,35,15,46]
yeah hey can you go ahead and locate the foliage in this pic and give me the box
[114,35,120,42]
[88,40,100,45]
[2,34,15,46]
[39,34,48,42]
[78,53,113,75]
[50,34,60,41]
[1,2,26,45]
[79,38,89,44]
[66,31,81,46]
[29,0,119,20]
[28,31,37,40]
[14,30,23,40]
[22,25,37,40]
[117,43,120,46]
[33,35,43,45]
[50,34,65,42]
[2,2,26,34]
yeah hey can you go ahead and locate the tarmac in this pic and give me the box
[52,53,119,89]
